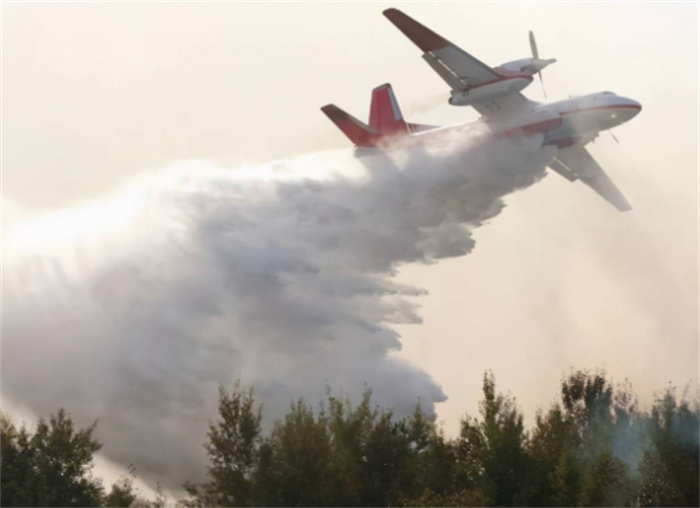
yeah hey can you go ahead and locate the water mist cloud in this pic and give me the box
[2,128,554,487]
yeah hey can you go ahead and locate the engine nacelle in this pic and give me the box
[497,57,557,76]
[449,76,532,106]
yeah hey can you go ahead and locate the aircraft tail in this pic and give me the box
[369,83,409,136]
[321,104,378,147]
[369,83,438,135]
[322,84,438,147]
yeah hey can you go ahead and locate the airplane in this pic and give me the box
[321,8,642,212]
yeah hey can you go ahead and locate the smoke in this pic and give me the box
[2,126,554,488]
[406,92,450,116]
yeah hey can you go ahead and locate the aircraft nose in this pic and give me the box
[618,97,642,123]
[626,98,642,117]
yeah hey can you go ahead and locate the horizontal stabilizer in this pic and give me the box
[321,105,378,147]
[321,83,441,147]
[408,123,439,133]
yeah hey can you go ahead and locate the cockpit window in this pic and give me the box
[601,91,614,95]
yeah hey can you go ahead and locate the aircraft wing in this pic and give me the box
[383,8,534,118]
[383,8,497,91]
[552,146,632,212]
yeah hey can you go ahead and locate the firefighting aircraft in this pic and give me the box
[321,8,642,211]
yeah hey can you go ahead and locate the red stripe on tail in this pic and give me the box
[369,83,409,137]
[321,84,438,147]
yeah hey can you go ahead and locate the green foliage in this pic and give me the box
[454,371,528,506]
[402,487,491,507]
[103,472,139,508]
[578,450,628,507]
[1,412,32,507]
[361,410,409,505]
[525,404,571,505]
[102,466,161,508]
[522,370,647,507]
[184,379,263,507]
[3,370,698,507]
[1,411,160,508]
[181,371,698,507]
[1,408,105,507]
[637,387,699,507]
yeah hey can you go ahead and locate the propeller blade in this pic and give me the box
[529,30,539,60]
[610,131,620,144]
[538,71,547,99]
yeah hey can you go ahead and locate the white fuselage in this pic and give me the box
[412,91,641,152]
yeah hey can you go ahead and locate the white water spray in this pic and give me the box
[2,128,554,487]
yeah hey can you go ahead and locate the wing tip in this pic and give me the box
[320,104,339,116]
[618,202,633,212]
[382,7,449,53]
[382,8,401,19]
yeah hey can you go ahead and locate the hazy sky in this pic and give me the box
[3,0,698,449]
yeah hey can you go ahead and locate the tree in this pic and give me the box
[102,465,161,508]
[410,416,457,501]
[361,410,409,506]
[1,409,105,507]
[637,387,699,507]
[103,472,139,508]
[185,380,263,507]
[369,403,446,507]
[526,370,640,507]
[325,389,376,506]
[525,405,573,506]
[578,449,628,507]
[1,412,34,507]
[263,398,336,506]
[173,368,696,507]
[453,371,528,506]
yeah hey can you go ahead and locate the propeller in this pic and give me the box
[529,30,539,60]
[529,30,556,99]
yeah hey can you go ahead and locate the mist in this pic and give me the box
[2,128,555,488]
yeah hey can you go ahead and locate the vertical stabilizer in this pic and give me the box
[369,83,409,136]
[321,84,437,147]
